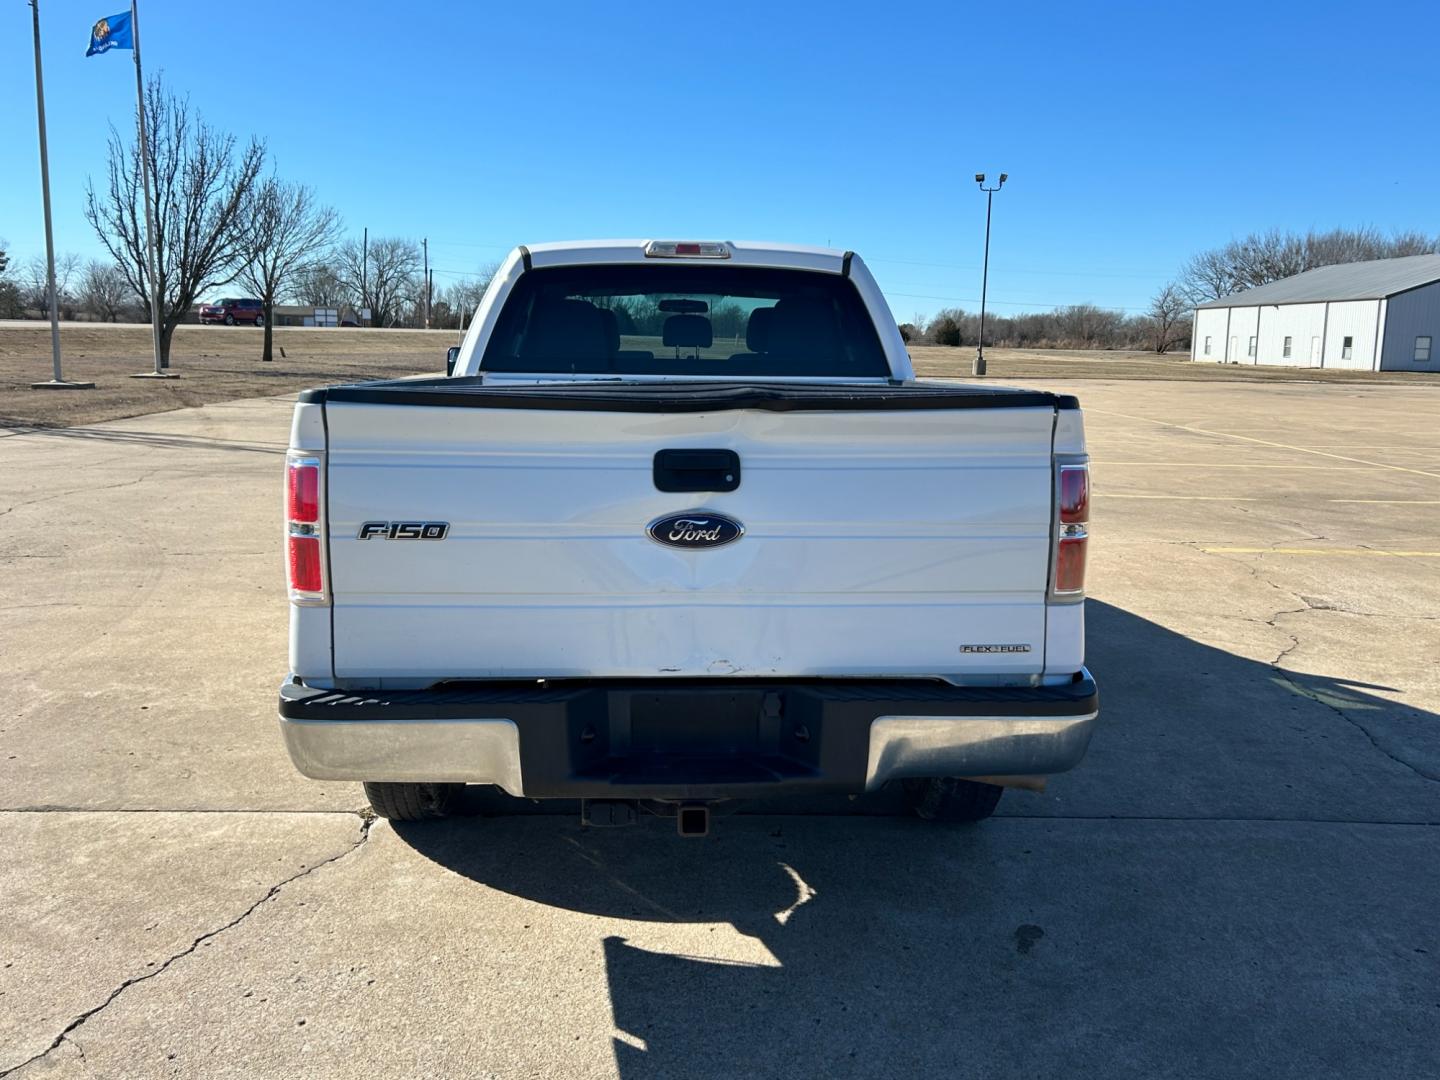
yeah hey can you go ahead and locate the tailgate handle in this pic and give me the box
[653,449,740,493]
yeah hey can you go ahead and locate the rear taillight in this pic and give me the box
[286,454,327,604]
[287,460,318,522]
[1052,462,1088,598]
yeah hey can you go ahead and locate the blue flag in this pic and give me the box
[85,11,133,56]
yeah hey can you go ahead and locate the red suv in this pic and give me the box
[199,298,265,326]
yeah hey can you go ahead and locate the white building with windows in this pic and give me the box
[1192,254,1440,372]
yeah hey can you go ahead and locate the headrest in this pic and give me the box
[766,296,839,359]
[519,298,610,366]
[662,313,713,349]
[745,306,775,353]
[597,306,621,353]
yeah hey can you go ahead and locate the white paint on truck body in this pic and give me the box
[316,402,1062,682]
[289,241,1088,695]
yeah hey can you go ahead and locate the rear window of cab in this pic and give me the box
[480,265,889,378]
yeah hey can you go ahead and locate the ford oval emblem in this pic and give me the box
[647,511,744,549]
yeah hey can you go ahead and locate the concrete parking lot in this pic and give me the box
[2,378,1438,1078]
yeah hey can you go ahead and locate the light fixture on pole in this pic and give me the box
[973,172,1007,377]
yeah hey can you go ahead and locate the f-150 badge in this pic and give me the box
[357,521,449,540]
[647,512,744,549]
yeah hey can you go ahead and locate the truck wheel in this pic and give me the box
[363,781,462,821]
[902,777,1004,822]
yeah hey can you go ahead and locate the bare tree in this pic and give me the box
[239,178,340,360]
[1179,227,1440,304]
[439,266,497,329]
[77,260,132,322]
[335,235,420,327]
[293,260,349,309]
[84,75,265,366]
[1178,248,1237,304]
[22,252,82,317]
[1147,282,1191,354]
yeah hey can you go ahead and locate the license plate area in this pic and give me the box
[569,686,817,786]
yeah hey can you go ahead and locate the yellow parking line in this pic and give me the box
[1201,547,1440,558]
[1089,408,1440,480]
[1330,499,1440,505]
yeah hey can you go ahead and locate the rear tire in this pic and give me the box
[902,777,1004,823]
[363,781,462,821]
[254,315,265,327]
[224,314,236,326]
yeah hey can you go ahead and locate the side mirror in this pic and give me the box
[445,346,460,376]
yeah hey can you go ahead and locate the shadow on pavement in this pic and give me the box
[391,600,1440,1078]
[11,425,286,454]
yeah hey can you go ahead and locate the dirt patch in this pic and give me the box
[1,323,456,429]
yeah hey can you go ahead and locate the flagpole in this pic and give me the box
[129,0,171,378]
[27,0,94,391]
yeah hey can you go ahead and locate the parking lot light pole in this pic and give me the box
[973,172,1007,378]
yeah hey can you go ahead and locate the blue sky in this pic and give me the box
[3,0,1436,320]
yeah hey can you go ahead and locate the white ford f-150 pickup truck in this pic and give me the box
[279,240,1097,835]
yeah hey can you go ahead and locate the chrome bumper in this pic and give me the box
[864,712,1097,790]
[279,672,1098,800]
[281,714,526,796]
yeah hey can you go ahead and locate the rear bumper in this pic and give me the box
[278,673,1098,800]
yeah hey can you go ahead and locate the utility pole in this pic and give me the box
[973,172,1007,378]
[361,227,368,326]
[28,0,94,390]
[422,237,430,329]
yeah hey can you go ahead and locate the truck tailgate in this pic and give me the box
[321,393,1058,680]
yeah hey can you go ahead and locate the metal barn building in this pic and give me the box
[1192,254,1440,372]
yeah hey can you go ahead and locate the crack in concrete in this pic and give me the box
[58,1035,86,1076]
[1263,611,1440,786]
[0,811,375,1078]
[1298,595,1440,620]
[1266,658,1440,784]
[1193,546,1440,785]
[0,467,164,520]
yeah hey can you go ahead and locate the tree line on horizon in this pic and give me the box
[903,226,1440,354]
[3,78,1436,361]
[0,75,493,364]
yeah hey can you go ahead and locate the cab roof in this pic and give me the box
[518,240,850,274]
